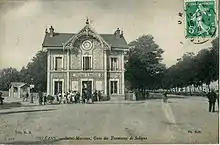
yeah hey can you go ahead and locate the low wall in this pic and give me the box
[125,93,136,101]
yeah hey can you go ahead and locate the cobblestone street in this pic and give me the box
[0,95,218,144]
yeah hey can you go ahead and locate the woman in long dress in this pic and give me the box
[58,92,62,104]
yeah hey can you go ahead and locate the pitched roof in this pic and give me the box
[101,34,128,49]
[42,33,74,47]
[42,33,128,49]
[10,82,29,88]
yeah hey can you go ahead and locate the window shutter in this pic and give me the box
[86,57,89,70]
[116,58,119,70]
[83,57,85,70]
[89,57,91,69]
[110,58,112,70]
[114,58,117,70]
[55,57,57,70]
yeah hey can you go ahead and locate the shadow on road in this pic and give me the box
[0,102,41,110]
[95,101,145,105]
[0,108,55,115]
[0,102,22,110]
[147,95,188,100]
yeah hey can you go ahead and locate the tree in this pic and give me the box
[0,67,20,91]
[26,50,47,92]
[125,35,165,99]
[19,66,30,83]
[161,52,195,92]
[210,37,219,82]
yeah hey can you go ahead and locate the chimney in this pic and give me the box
[86,18,89,25]
[49,26,54,37]
[45,28,48,34]
[114,28,120,37]
[120,31,123,38]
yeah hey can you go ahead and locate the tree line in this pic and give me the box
[125,35,166,99]
[125,36,218,99]
[161,38,218,93]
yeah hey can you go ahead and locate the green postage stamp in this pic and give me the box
[184,0,217,38]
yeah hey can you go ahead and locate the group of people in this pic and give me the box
[38,89,103,105]
[55,91,81,104]
[81,87,103,104]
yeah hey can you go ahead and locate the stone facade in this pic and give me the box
[43,22,128,98]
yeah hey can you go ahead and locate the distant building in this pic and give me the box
[42,19,129,98]
[9,82,30,98]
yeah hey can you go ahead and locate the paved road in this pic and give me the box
[0,96,218,144]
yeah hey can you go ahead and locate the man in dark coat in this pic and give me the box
[43,94,47,105]
[216,90,219,110]
[93,90,98,102]
[30,93,34,103]
[38,91,43,105]
[98,91,102,101]
[82,87,86,104]
[75,91,80,103]
[207,89,217,112]
[0,92,4,105]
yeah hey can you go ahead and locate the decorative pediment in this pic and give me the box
[63,21,110,51]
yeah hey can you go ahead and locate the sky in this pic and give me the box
[0,0,217,70]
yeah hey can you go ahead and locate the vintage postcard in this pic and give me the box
[0,0,219,144]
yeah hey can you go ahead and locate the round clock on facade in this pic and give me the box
[82,40,93,50]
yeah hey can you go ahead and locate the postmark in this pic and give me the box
[184,0,217,42]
